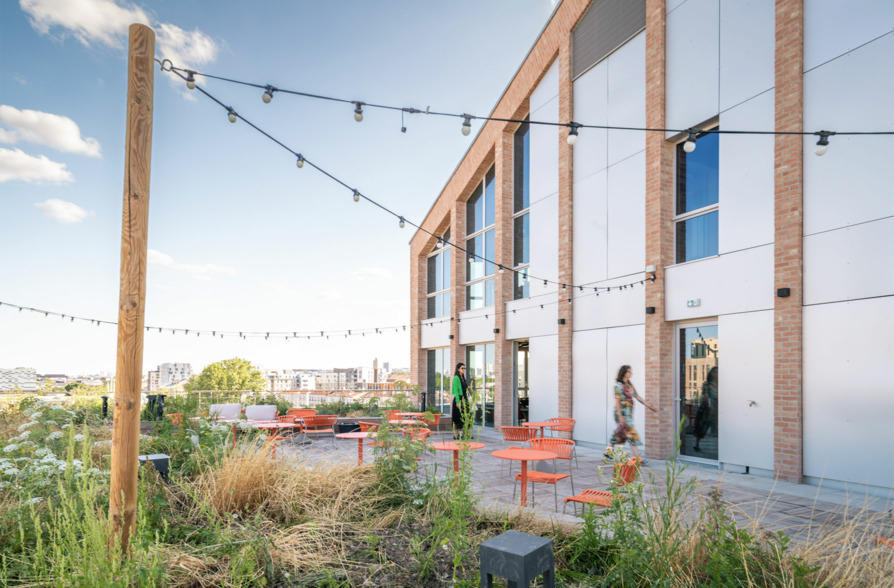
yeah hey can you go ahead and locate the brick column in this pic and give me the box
[409,248,427,391]
[494,131,515,430]
[449,200,466,391]
[773,0,804,483]
[644,0,676,459]
[557,35,574,426]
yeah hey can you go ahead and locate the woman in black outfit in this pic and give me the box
[450,363,469,438]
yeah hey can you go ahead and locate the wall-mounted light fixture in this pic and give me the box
[645,307,656,314]
[777,288,791,298]
[448,334,454,340]
[557,318,566,325]
[493,328,500,334]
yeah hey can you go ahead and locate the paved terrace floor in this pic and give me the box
[275,425,894,545]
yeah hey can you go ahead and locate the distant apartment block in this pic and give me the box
[147,363,192,391]
[0,367,38,392]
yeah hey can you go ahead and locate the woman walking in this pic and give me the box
[450,363,470,439]
[606,364,656,459]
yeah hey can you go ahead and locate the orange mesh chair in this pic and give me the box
[530,437,576,495]
[512,469,571,512]
[548,418,578,466]
[500,426,540,477]
[563,457,641,515]
[385,410,402,423]
[166,413,183,426]
[287,408,317,418]
[301,415,338,445]
[277,415,305,442]
[359,421,379,448]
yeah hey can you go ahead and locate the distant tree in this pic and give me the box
[183,374,201,392]
[65,382,88,392]
[193,358,266,391]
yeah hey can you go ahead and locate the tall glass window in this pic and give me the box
[426,348,451,415]
[466,167,496,310]
[466,343,495,427]
[678,325,719,460]
[513,119,530,299]
[675,129,719,263]
[427,229,451,318]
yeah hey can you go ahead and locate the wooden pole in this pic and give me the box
[109,23,155,553]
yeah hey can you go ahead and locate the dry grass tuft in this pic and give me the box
[190,444,284,517]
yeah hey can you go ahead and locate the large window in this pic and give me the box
[675,129,719,263]
[466,167,496,310]
[513,120,530,299]
[466,343,495,427]
[678,325,719,460]
[426,348,451,415]
[427,229,451,318]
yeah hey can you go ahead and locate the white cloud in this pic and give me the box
[350,267,393,281]
[34,198,91,223]
[0,105,101,157]
[20,0,219,69]
[148,249,237,280]
[0,148,73,183]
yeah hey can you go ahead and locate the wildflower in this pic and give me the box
[413,499,423,506]
[73,434,85,442]
[2,467,18,476]
[47,431,63,441]
[44,420,57,426]
[3,444,19,453]
[27,497,42,505]
[61,424,71,429]
[30,412,43,420]
[17,422,38,431]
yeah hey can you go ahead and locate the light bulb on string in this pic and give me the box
[567,122,580,146]
[262,85,274,104]
[399,217,405,229]
[353,102,364,122]
[353,189,361,203]
[815,131,832,156]
[185,71,196,90]
[227,108,237,124]
[461,114,472,136]
[296,154,305,168]
[683,128,698,153]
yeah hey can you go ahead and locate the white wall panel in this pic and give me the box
[572,170,608,285]
[531,60,559,112]
[804,33,894,234]
[666,0,719,130]
[804,217,894,305]
[665,245,773,321]
[420,319,451,349]
[529,193,559,299]
[607,33,646,166]
[574,274,645,332]
[718,91,775,254]
[458,308,495,345]
[573,62,608,181]
[667,0,687,14]
[719,0,774,112]
[717,311,774,470]
[504,297,558,340]
[804,1,894,71]
[607,152,646,278]
[572,329,608,444]
[529,335,559,422]
[606,325,647,451]
[804,298,894,488]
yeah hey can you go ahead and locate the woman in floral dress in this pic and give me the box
[606,364,656,459]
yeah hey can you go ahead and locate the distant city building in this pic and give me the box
[147,371,160,392]
[0,367,38,392]
[147,363,192,391]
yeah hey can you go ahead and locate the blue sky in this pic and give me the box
[1,0,557,376]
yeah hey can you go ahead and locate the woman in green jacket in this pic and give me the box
[451,363,469,438]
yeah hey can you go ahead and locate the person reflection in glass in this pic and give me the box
[694,366,717,452]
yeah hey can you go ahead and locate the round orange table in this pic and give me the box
[335,431,375,465]
[523,421,555,438]
[491,448,557,507]
[431,441,485,472]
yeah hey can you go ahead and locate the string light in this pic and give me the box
[567,122,580,146]
[185,71,196,90]
[353,101,364,122]
[815,131,833,156]
[262,85,274,104]
[296,154,305,168]
[227,108,237,123]
[461,114,472,136]
[353,189,361,203]
[399,216,405,229]
[683,128,698,153]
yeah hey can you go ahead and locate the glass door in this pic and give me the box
[467,344,495,427]
[514,341,529,424]
[678,324,719,460]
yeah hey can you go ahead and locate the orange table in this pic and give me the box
[491,448,557,507]
[523,421,554,438]
[335,431,375,465]
[431,441,485,472]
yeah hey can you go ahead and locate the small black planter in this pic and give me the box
[337,422,360,434]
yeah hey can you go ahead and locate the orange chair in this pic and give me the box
[301,415,338,445]
[500,426,539,477]
[358,421,379,447]
[512,469,571,512]
[385,410,401,423]
[530,437,576,495]
[548,418,578,466]
[563,457,641,515]
[287,408,317,418]
[166,413,183,426]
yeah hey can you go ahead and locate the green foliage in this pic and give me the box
[192,357,267,392]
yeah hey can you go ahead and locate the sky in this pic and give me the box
[0,0,558,376]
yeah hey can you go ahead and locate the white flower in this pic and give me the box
[3,444,19,453]
[17,422,37,432]
[61,423,71,430]
[3,467,18,475]
[30,412,43,420]
[73,434,85,442]
[47,431,63,441]
[44,420,58,426]
[27,497,43,505]
[23,408,35,416]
